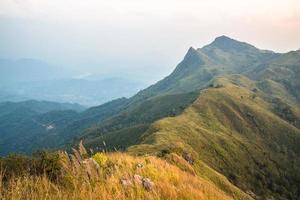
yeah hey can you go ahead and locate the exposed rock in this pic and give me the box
[120,177,133,186]
[133,174,154,190]
[142,178,154,191]
[133,174,143,184]
[182,152,194,164]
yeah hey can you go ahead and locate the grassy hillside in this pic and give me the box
[78,36,286,149]
[246,50,300,102]
[81,92,199,151]
[128,76,300,199]
[72,37,300,199]
[0,145,252,200]
[131,36,277,101]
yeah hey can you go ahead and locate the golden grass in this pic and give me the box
[0,151,234,200]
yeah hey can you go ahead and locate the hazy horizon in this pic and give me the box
[1,0,300,83]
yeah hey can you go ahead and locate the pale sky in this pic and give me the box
[1,0,300,82]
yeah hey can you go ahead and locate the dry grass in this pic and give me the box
[0,149,233,200]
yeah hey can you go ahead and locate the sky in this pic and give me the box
[0,0,300,83]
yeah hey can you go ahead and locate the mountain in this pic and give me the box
[76,36,300,199]
[0,58,147,106]
[0,58,68,84]
[0,78,147,106]
[79,36,285,149]
[0,100,85,115]
[1,36,299,199]
[129,75,300,199]
[123,36,277,106]
[0,100,85,155]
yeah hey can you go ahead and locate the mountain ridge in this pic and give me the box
[76,36,300,199]
[1,36,299,199]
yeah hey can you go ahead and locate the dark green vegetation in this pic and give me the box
[0,100,84,155]
[1,36,299,199]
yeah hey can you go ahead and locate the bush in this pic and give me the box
[92,153,108,168]
[33,151,62,181]
[0,151,62,182]
[157,149,170,157]
[0,154,33,181]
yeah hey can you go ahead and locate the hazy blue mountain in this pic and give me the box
[0,100,85,115]
[0,58,147,106]
[0,58,69,84]
[0,78,147,106]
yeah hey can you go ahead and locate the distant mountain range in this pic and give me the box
[1,36,299,199]
[0,58,147,106]
[0,78,147,106]
[0,58,69,84]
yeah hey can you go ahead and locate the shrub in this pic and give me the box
[33,151,62,181]
[0,151,62,182]
[0,154,33,181]
[157,149,170,157]
[92,153,108,168]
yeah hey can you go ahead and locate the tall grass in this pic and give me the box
[0,146,233,200]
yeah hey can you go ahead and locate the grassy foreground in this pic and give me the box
[0,144,248,200]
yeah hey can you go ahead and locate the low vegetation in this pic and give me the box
[0,144,250,200]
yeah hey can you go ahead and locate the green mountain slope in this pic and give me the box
[0,100,85,155]
[80,36,297,150]
[131,36,277,100]
[77,36,300,199]
[247,50,300,102]
[81,92,199,150]
[128,75,300,199]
